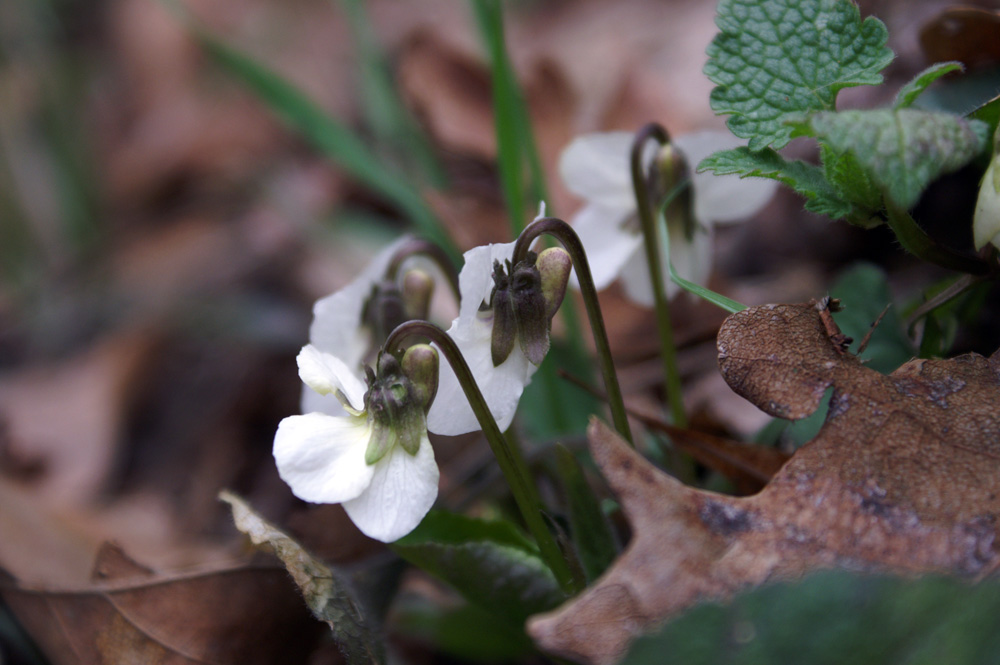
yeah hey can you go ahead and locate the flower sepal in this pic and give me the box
[365,346,439,463]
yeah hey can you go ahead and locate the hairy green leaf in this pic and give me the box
[392,511,566,627]
[698,147,855,220]
[705,0,893,150]
[790,108,989,209]
[893,61,964,110]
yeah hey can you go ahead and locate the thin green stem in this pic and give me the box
[384,320,582,595]
[884,201,990,276]
[512,217,634,445]
[631,123,688,428]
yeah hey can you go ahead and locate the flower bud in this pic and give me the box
[536,247,572,320]
[974,126,1000,251]
[361,281,408,345]
[655,142,697,241]
[401,268,435,321]
[401,343,439,413]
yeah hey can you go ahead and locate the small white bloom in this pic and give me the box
[275,345,439,542]
[559,131,777,305]
[303,236,427,416]
[427,241,535,436]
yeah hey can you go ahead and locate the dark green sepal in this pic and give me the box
[510,255,549,366]
[488,260,518,366]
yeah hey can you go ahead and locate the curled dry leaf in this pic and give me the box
[529,302,1000,665]
[221,490,384,665]
[0,541,320,665]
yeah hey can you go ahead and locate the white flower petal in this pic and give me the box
[308,236,411,372]
[454,241,519,321]
[427,312,536,435]
[568,202,643,291]
[297,345,368,410]
[675,131,777,226]
[559,132,637,209]
[273,413,374,504]
[343,435,438,542]
[974,157,1000,250]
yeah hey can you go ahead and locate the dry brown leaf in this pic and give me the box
[0,541,321,665]
[529,302,1000,665]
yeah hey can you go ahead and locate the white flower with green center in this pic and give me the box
[274,344,440,542]
[426,240,572,436]
[559,131,777,305]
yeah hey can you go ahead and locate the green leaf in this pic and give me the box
[969,93,1000,140]
[698,148,856,221]
[553,445,619,582]
[791,108,990,209]
[392,511,566,626]
[829,262,915,373]
[221,491,384,665]
[393,597,535,663]
[623,570,1000,665]
[705,0,893,151]
[893,61,964,109]
[192,28,460,262]
[818,145,883,224]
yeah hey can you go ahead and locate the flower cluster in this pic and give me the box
[275,232,572,542]
[274,127,777,544]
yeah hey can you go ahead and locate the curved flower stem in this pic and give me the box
[512,217,634,445]
[630,123,688,429]
[384,320,583,595]
[386,237,462,303]
[884,201,991,276]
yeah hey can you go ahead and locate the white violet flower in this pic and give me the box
[426,239,572,436]
[274,344,440,542]
[304,236,434,416]
[559,131,777,305]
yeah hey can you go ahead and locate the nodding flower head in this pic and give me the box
[305,236,439,416]
[482,248,571,367]
[274,343,440,543]
[559,131,777,305]
[426,240,571,437]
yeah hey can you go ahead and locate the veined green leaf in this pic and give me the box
[893,61,964,110]
[705,0,893,151]
[698,147,857,222]
[790,108,989,209]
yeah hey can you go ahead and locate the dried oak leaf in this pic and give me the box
[528,302,1000,665]
[0,541,320,665]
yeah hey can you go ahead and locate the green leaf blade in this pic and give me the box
[706,0,893,150]
[698,147,856,220]
[893,61,964,109]
[392,511,566,627]
[792,108,989,209]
